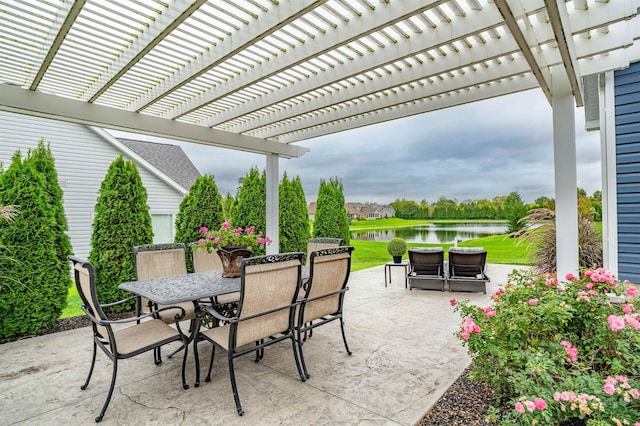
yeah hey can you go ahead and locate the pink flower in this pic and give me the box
[197,238,205,244]
[624,314,640,330]
[258,237,266,245]
[608,315,626,332]
[524,400,535,412]
[460,332,470,340]
[565,273,575,281]
[623,304,633,314]
[627,286,638,297]
[483,307,496,317]
[560,340,578,362]
[533,397,547,410]
[514,402,525,413]
[604,383,616,395]
[199,227,208,233]
[222,221,231,229]
[207,234,214,240]
[449,298,457,306]
[213,237,220,244]
[528,299,538,306]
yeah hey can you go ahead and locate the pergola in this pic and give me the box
[1,0,640,276]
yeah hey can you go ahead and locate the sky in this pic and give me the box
[110,88,602,206]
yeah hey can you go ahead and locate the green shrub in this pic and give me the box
[313,177,350,244]
[174,175,224,272]
[452,268,640,425]
[231,167,267,255]
[279,173,310,254]
[386,237,407,257]
[89,156,153,312]
[0,152,69,338]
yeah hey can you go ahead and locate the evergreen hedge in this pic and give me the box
[0,149,70,339]
[89,156,153,312]
[174,175,224,272]
[279,173,310,254]
[231,166,267,255]
[313,177,350,244]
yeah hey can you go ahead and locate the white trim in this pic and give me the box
[265,154,279,255]
[89,127,188,195]
[600,70,618,274]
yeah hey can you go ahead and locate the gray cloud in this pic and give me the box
[111,89,601,205]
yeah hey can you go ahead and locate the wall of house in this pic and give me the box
[615,61,640,283]
[0,111,184,259]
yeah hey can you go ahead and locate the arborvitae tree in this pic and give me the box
[231,166,267,254]
[222,192,235,221]
[279,173,310,253]
[0,152,67,339]
[174,175,224,272]
[504,191,528,234]
[89,156,153,312]
[313,177,350,244]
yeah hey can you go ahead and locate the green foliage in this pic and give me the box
[312,177,350,244]
[279,173,310,253]
[89,156,153,312]
[386,237,407,257]
[231,167,266,254]
[0,150,70,339]
[453,269,640,425]
[222,192,234,221]
[174,175,224,272]
[504,191,528,234]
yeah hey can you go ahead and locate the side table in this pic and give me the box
[384,261,409,288]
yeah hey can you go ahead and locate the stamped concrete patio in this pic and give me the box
[0,263,523,425]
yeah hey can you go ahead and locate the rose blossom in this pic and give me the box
[608,315,626,332]
[449,298,457,306]
[528,299,538,306]
[524,400,535,412]
[515,402,525,413]
[624,314,640,330]
[533,397,547,410]
[627,286,638,297]
[199,227,208,233]
[622,304,633,314]
[460,332,470,340]
[604,383,616,395]
[565,273,574,281]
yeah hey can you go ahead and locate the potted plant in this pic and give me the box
[386,237,407,263]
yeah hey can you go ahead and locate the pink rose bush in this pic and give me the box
[451,268,640,424]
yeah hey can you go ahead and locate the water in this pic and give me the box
[350,222,508,244]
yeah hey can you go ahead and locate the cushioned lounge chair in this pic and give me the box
[69,256,189,423]
[447,247,490,294]
[407,247,446,291]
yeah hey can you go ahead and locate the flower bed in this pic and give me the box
[452,268,640,425]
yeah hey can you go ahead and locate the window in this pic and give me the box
[151,214,174,243]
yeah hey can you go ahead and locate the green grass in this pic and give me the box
[61,219,530,318]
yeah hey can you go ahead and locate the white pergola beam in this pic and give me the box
[82,0,208,102]
[0,84,308,158]
[130,0,327,112]
[277,73,539,143]
[171,0,451,121]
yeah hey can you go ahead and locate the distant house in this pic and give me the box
[0,111,200,259]
[308,201,395,221]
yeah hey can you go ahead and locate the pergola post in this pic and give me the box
[265,153,279,255]
[552,74,579,278]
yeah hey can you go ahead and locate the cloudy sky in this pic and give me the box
[111,88,601,205]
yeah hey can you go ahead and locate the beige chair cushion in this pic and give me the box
[113,319,181,356]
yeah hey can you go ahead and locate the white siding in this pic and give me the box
[0,111,184,259]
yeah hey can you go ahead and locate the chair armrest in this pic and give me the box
[99,295,138,308]
[81,304,186,325]
[199,303,237,322]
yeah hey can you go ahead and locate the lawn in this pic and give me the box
[61,222,530,318]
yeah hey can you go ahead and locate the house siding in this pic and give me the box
[0,112,184,259]
[615,61,640,283]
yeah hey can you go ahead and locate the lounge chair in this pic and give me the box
[407,247,446,291]
[447,247,490,294]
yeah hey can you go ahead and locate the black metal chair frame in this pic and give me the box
[447,248,490,293]
[193,252,306,416]
[407,247,446,291]
[69,256,189,423]
[296,246,354,379]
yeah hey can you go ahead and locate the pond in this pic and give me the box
[350,222,508,244]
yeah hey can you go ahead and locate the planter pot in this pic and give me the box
[393,255,402,263]
[217,246,253,277]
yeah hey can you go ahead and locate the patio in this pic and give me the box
[0,263,520,425]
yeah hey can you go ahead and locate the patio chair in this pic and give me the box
[134,243,194,362]
[69,256,189,423]
[447,247,490,294]
[407,247,446,291]
[306,237,342,265]
[296,246,354,379]
[194,252,306,416]
[191,243,239,307]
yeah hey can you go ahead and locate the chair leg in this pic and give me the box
[254,340,264,362]
[81,341,97,390]
[339,317,352,356]
[194,333,201,388]
[95,357,118,423]
[167,319,193,359]
[291,334,307,381]
[228,354,244,416]
[205,344,216,383]
[154,346,162,365]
